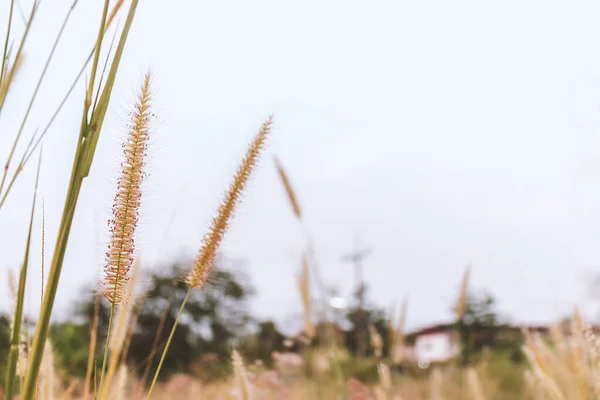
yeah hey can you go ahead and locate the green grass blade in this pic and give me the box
[0,129,36,209]
[0,0,16,91]
[4,148,42,399]
[79,0,139,179]
[0,0,40,117]
[84,0,109,118]
[91,25,119,117]
[0,4,124,209]
[20,3,139,398]
[0,0,79,195]
[147,288,192,399]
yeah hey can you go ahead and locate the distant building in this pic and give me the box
[406,324,459,365]
[402,321,591,367]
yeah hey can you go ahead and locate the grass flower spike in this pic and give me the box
[454,265,470,320]
[274,155,301,219]
[148,117,272,398]
[232,350,252,400]
[186,116,273,289]
[102,72,152,304]
[298,254,315,339]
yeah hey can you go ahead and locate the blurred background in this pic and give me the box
[1,1,600,398]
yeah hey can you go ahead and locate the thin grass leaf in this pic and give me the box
[0,0,16,103]
[83,296,100,400]
[0,0,125,210]
[0,0,79,196]
[79,0,140,179]
[85,0,109,115]
[4,149,42,399]
[0,0,38,117]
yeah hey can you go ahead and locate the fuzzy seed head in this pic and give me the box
[370,325,383,358]
[8,267,16,307]
[298,254,315,339]
[232,349,252,400]
[102,73,152,304]
[16,336,27,377]
[115,364,128,400]
[109,259,141,354]
[274,156,301,219]
[40,339,56,400]
[186,116,273,289]
[454,265,471,320]
[105,0,125,29]
[378,363,392,391]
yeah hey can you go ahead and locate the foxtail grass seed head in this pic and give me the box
[370,325,383,358]
[232,349,252,400]
[40,339,56,400]
[8,266,28,377]
[115,364,128,400]
[466,368,487,400]
[454,265,471,320]
[430,368,444,400]
[106,0,125,29]
[16,338,27,377]
[391,297,408,364]
[373,386,387,400]
[102,72,152,304]
[109,259,141,355]
[274,156,301,219]
[0,54,24,109]
[298,254,315,339]
[378,363,392,392]
[8,267,17,311]
[186,116,273,289]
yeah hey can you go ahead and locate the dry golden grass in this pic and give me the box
[389,297,408,365]
[273,156,302,219]
[454,265,471,320]
[521,314,600,400]
[102,72,152,305]
[298,254,315,340]
[185,116,273,289]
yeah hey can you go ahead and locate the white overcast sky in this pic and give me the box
[1,0,600,333]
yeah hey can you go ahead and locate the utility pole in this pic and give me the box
[341,245,371,307]
[341,236,372,358]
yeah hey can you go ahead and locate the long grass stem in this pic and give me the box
[146,288,192,399]
[4,149,41,399]
[0,0,78,195]
[0,0,15,93]
[98,304,115,398]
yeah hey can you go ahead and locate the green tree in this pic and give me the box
[0,315,10,389]
[65,257,254,382]
[455,292,504,365]
[126,259,254,381]
[344,285,388,358]
[49,321,91,377]
[239,321,286,367]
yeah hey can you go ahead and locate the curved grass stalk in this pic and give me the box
[146,288,191,399]
[0,0,79,196]
[98,306,115,397]
[0,0,16,92]
[136,279,177,397]
[84,0,110,120]
[0,0,38,118]
[0,0,125,211]
[82,296,100,400]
